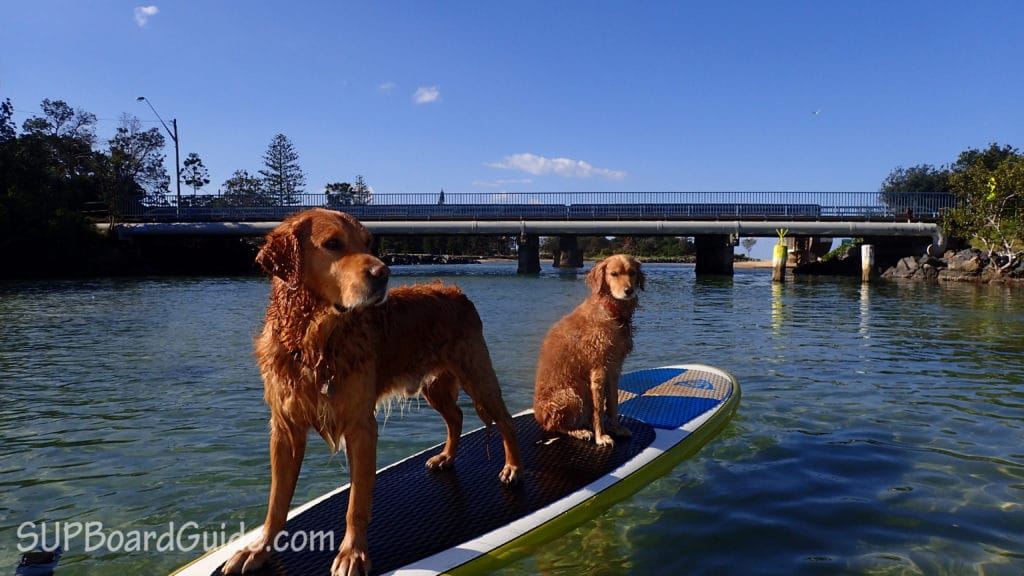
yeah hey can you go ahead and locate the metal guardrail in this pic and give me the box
[114,191,957,223]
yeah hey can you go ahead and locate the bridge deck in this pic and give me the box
[128,202,942,224]
[105,192,953,241]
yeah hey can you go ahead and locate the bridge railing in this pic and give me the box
[117,191,957,223]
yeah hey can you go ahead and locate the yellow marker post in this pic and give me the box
[772,229,788,283]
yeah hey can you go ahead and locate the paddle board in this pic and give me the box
[173,364,739,576]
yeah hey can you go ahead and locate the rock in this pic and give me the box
[895,256,919,274]
[947,249,982,272]
[916,262,940,280]
[1009,258,1024,277]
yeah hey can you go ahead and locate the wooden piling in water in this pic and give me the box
[772,244,788,283]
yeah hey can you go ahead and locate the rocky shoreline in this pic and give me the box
[795,246,1024,285]
[882,248,1024,284]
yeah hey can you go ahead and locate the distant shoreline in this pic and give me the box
[382,253,774,266]
[471,257,776,269]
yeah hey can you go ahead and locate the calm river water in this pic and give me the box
[0,263,1022,575]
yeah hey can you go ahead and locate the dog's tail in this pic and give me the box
[472,404,496,460]
[456,298,521,471]
[465,352,501,460]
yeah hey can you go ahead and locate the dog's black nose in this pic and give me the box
[624,287,635,297]
[368,263,390,294]
[368,263,390,280]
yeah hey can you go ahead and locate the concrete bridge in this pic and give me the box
[104,191,953,275]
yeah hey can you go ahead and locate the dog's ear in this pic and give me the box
[256,215,309,284]
[586,258,608,294]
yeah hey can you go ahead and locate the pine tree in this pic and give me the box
[182,152,210,199]
[259,133,305,205]
[350,174,372,205]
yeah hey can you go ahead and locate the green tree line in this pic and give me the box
[376,235,696,260]
[0,97,372,276]
[542,235,695,260]
[881,143,1024,272]
[379,235,517,257]
[0,98,171,276]
[3,96,1021,276]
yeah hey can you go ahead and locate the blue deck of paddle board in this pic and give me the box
[618,367,721,429]
[203,365,734,575]
[208,413,656,575]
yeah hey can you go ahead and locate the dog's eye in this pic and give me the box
[609,271,620,277]
[322,238,344,252]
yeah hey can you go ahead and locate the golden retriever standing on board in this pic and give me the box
[222,209,521,576]
[533,254,644,447]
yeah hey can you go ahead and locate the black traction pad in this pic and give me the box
[213,413,655,575]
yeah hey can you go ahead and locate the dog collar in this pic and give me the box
[603,298,629,323]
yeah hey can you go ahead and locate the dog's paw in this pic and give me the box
[498,464,519,485]
[331,546,370,576]
[221,546,269,574]
[567,429,594,442]
[426,452,455,471]
[595,433,615,447]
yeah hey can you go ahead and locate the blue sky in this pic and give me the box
[4,2,1024,257]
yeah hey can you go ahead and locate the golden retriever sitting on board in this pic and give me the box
[533,254,644,447]
[222,208,521,576]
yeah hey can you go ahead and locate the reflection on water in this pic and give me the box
[859,283,870,338]
[0,266,1022,575]
[771,281,784,335]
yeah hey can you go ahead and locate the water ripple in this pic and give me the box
[1,268,1022,574]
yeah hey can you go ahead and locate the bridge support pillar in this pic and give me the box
[785,236,832,266]
[552,235,584,269]
[695,234,734,276]
[517,234,540,274]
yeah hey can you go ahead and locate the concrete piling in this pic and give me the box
[517,234,540,274]
[694,235,735,276]
[861,244,875,283]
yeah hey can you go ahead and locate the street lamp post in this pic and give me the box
[136,96,181,211]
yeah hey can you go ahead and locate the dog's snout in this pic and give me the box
[624,287,635,297]
[368,262,389,280]
[368,262,390,294]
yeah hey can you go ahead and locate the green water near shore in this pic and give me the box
[1,264,1021,574]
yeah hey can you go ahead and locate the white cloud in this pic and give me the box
[487,153,626,180]
[134,5,159,27]
[377,82,396,94]
[472,178,533,188]
[413,85,441,104]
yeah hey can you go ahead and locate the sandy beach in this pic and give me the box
[733,259,774,268]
